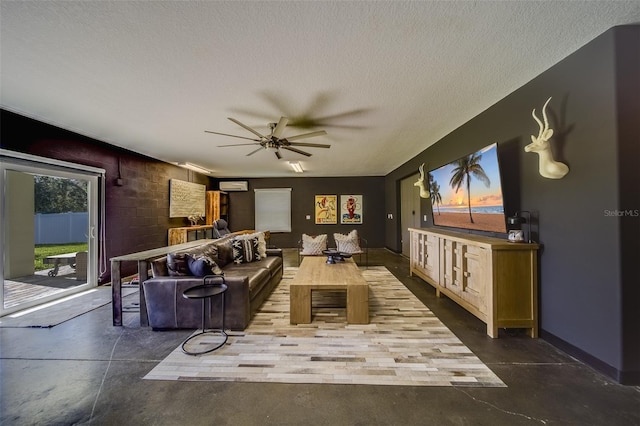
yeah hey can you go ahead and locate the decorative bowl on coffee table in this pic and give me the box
[322,249,352,264]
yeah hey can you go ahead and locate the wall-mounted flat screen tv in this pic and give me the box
[428,143,507,233]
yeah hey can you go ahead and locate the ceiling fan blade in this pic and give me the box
[229,107,275,122]
[218,142,261,147]
[260,91,295,117]
[227,117,267,139]
[311,108,372,122]
[205,130,260,142]
[288,142,331,148]
[246,147,264,156]
[283,146,312,157]
[284,130,328,142]
[271,116,289,139]
[275,149,282,160]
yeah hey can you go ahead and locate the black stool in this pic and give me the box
[181,275,228,355]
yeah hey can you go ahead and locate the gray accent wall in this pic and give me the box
[385,26,639,384]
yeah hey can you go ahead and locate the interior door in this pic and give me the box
[1,155,100,316]
[400,173,421,257]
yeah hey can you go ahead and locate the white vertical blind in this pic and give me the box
[254,188,292,232]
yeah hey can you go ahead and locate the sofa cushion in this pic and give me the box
[300,234,327,255]
[151,256,168,277]
[186,253,223,277]
[215,240,234,267]
[231,237,261,264]
[166,253,190,276]
[222,264,271,298]
[253,256,283,277]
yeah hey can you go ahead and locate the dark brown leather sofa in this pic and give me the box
[142,235,283,331]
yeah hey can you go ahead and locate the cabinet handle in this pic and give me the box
[464,272,471,277]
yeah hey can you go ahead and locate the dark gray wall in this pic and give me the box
[222,176,385,249]
[385,26,639,383]
[614,26,640,385]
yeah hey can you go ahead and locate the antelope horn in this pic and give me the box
[532,108,544,139]
[419,163,425,178]
[541,96,552,132]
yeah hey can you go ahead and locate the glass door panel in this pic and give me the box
[1,162,99,316]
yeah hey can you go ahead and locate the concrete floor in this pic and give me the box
[1,249,639,425]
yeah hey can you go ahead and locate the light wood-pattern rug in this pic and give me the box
[144,267,505,387]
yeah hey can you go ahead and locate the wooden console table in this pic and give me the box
[110,239,215,326]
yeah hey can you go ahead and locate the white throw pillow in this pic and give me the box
[300,234,327,255]
[334,230,362,253]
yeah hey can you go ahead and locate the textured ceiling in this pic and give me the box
[2,1,639,177]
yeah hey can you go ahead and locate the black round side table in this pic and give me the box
[181,276,228,355]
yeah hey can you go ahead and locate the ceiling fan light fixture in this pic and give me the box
[288,161,304,173]
[178,162,213,175]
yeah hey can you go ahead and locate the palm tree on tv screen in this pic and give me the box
[430,178,442,215]
[449,153,490,223]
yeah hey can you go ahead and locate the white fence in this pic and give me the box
[34,212,88,244]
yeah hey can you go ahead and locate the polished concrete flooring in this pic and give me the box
[1,249,639,425]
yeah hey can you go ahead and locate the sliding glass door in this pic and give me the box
[0,152,101,316]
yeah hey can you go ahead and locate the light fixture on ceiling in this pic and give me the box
[178,162,213,175]
[288,161,304,173]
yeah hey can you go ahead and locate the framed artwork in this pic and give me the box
[315,195,337,224]
[340,195,363,224]
[169,179,205,218]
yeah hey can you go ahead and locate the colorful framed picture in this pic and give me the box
[340,195,363,224]
[315,195,337,224]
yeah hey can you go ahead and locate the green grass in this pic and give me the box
[34,243,88,271]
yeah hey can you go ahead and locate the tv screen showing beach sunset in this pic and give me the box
[428,143,507,233]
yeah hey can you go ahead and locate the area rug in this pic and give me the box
[0,287,138,328]
[144,267,505,387]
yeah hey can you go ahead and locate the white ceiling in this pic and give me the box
[2,1,639,178]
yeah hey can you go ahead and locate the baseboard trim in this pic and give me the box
[541,330,639,386]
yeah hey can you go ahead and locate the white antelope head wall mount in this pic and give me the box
[414,163,430,198]
[524,97,569,179]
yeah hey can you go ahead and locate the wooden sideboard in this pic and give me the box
[409,227,539,338]
[168,225,215,245]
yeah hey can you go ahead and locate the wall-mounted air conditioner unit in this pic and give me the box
[219,181,248,191]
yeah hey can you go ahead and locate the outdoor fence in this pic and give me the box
[34,212,88,244]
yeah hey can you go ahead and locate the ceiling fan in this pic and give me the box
[205,117,330,159]
[231,92,372,130]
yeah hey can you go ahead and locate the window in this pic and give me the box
[254,188,292,233]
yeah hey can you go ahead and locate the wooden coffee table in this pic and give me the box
[290,256,369,324]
